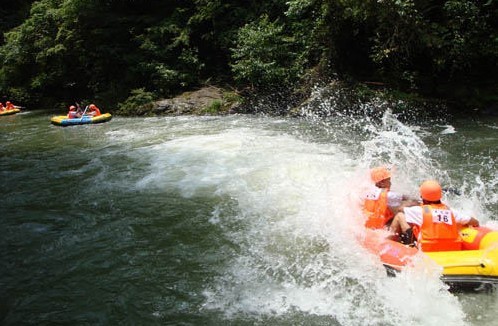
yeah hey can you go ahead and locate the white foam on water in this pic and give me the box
[376,258,467,325]
[101,104,497,324]
[120,113,477,324]
[440,124,457,134]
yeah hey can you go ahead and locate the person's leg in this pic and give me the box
[389,212,407,234]
[390,213,414,245]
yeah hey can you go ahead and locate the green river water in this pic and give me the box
[1,106,497,325]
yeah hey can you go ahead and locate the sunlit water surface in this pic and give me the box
[1,107,497,325]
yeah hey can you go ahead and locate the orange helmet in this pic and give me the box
[89,104,96,109]
[370,167,391,183]
[6,101,11,104]
[69,105,76,110]
[420,180,442,201]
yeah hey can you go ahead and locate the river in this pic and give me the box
[1,104,497,325]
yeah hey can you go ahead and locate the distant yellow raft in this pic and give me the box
[0,108,21,116]
[51,113,112,126]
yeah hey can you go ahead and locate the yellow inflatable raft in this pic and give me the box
[51,113,112,126]
[429,227,498,287]
[362,226,498,290]
[0,108,21,116]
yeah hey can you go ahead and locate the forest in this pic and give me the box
[1,0,497,113]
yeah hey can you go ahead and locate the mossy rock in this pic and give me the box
[153,86,242,116]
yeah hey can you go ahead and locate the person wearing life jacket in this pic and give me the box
[0,102,5,111]
[390,180,479,251]
[87,104,101,116]
[363,167,416,229]
[67,105,78,118]
[5,101,16,110]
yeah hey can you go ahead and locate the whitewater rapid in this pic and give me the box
[102,112,497,325]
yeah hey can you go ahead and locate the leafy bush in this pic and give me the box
[116,88,156,116]
[231,14,303,89]
[202,100,223,114]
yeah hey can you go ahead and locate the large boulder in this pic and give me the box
[153,86,240,115]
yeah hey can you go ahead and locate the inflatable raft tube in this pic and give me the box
[51,113,112,126]
[361,227,498,291]
[0,108,21,116]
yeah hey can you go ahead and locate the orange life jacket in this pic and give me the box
[364,188,393,229]
[89,106,101,116]
[67,111,78,119]
[417,203,462,252]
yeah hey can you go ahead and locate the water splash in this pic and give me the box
[2,109,495,325]
[97,94,497,324]
[118,111,478,324]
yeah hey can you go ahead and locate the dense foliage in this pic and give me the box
[0,0,496,111]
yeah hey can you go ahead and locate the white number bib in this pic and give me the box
[432,209,453,225]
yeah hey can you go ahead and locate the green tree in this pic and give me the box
[0,0,496,110]
[231,14,304,89]
[0,0,34,45]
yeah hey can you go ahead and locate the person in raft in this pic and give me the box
[67,105,79,118]
[389,180,480,250]
[67,103,88,118]
[87,104,101,116]
[0,102,5,111]
[5,101,17,110]
[363,166,418,229]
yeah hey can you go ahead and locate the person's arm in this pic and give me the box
[388,192,419,215]
[465,217,479,227]
[454,210,480,227]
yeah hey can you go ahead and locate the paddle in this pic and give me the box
[79,105,89,121]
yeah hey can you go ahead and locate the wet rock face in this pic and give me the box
[153,86,225,115]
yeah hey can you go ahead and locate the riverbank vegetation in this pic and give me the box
[0,0,496,114]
